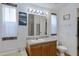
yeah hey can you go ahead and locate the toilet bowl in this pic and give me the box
[57,46,67,56]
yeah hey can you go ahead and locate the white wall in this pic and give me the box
[0,4,2,42]
[0,3,57,52]
[58,4,77,55]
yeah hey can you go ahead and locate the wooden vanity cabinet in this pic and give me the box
[42,43,50,56]
[27,41,57,56]
[49,42,57,56]
[27,44,42,56]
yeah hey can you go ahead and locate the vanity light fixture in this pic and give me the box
[27,8,49,16]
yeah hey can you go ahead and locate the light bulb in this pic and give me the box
[46,12,48,15]
[39,11,42,14]
[36,10,39,14]
[29,8,32,12]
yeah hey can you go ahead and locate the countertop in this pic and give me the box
[26,36,57,45]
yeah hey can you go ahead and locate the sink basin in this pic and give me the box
[27,36,57,45]
[30,39,44,42]
[27,39,45,45]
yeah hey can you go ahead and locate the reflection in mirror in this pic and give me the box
[28,14,47,36]
[45,21,47,35]
[28,14,34,36]
[36,24,40,35]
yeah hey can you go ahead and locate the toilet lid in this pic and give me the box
[57,46,67,50]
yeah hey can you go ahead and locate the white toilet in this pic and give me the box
[57,46,67,56]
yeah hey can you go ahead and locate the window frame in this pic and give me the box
[2,4,17,38]
[51,13,57,36]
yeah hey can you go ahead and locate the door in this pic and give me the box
[77,19,79,46]
[77,18,79,55]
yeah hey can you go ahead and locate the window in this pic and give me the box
[2,4,17,37]
[51,13,57,35]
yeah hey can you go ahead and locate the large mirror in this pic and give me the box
[28,14,47,36]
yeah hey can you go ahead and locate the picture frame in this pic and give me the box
[19,12,27,26]
[63,14,70,20]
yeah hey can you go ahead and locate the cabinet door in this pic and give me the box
[49,41,57,56]
[29,44,42,56]
[42,43,50,56]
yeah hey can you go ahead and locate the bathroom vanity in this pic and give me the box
[26,36,57,56]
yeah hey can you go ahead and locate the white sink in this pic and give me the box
[26,36,57,45]
[28,39,45,44]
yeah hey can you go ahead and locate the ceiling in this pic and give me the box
[18,3,77,11]
[31,3,79,10]
[31,3,65,10]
